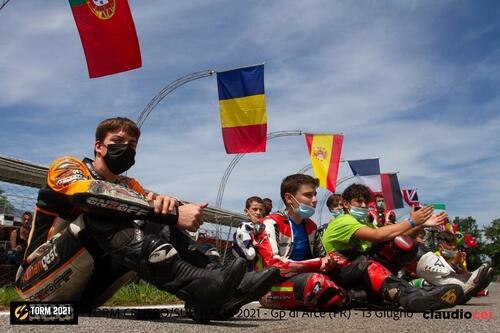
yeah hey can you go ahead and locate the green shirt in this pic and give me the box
[321,213,376,253]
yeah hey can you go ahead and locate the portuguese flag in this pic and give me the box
[69,0,142,78]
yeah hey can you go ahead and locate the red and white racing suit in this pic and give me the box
[254,213,349,310]
[368,209,396,227]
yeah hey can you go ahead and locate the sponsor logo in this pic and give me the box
[14,305,29,321]
[10,302,77,325]
[440,289,458,305]
[22,261,45,283]
[41,247,59,271]
[27,269,73,302]
[55,174,84,186]
[86,197,149,216]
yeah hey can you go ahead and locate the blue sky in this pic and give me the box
[1,1,499,227]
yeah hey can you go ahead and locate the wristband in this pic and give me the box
[408,219,416,227]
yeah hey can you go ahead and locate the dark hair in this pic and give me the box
[326,194,343,210]
[263,198,272,205]
[95,117,140,143]
[375,194,384,200]
[342,184,372,204]
[437,231,456,245]
[280,174,319,203]
[22,211,33,219]
[245,196,264,209]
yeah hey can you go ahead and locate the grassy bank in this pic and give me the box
[0,282,180,310]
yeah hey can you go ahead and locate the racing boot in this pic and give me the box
[214,267,281,320]
[381,276,463,312]
[416,252,494,304]
[143,241,246,313]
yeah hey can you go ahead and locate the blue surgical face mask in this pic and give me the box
[331,209,343,218]
[350,206,369,221]
[441,249,457,258]
[290,195,315,219]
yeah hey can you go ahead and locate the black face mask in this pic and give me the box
[103,143,136,175]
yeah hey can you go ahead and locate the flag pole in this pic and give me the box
[136,69,216,128]
[0,0,11,11]
[215,130,303,208]
[215,62,266,74]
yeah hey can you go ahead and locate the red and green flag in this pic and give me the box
[305,134,344,192]
[69,0,142,78]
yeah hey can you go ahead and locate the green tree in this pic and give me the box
[483,218,500,276]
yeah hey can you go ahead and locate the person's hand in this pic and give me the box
[320,256,336,273]
[146,192,179,214]
[177,203,208,232]
[423,211,448,228]
[410,205,433,225]
[456,250,467,265]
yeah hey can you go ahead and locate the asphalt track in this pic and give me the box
[2,282,498,332]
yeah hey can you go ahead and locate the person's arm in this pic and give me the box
[46,156,180,226]
[9,230,17,251]
[354,206,434,243]
[404,212,448,237]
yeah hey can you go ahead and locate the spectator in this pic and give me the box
[244,196,265,224]
[326,194,344,218]
[7,211,32,265]
[233,196,266,270]
[436,231,467,274]
[262,198,273,216]
[316,194,344,240]
[367,194,396,227]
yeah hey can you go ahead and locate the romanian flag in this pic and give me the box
[216,65,267,154]
[380,173,404,210]
[305,134,344,192]
[69,0,142,78]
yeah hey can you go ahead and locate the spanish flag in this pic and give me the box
[69,0,142,78]
[216,65,267,154]
[305,134,344,192]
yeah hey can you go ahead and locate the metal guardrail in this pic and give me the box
[0,154,248,227]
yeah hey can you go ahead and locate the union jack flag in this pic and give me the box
[402,189,421,207]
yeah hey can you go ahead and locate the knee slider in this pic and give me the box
[304,274,345,309]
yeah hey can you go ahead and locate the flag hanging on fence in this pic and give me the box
[402,189,421,207]
[69,0,142,78]
[347,158,382,193]
[305,133,344,192]
[216,64,267,154]
[380,173,404,210]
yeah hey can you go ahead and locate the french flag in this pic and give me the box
[347,158,382,193]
